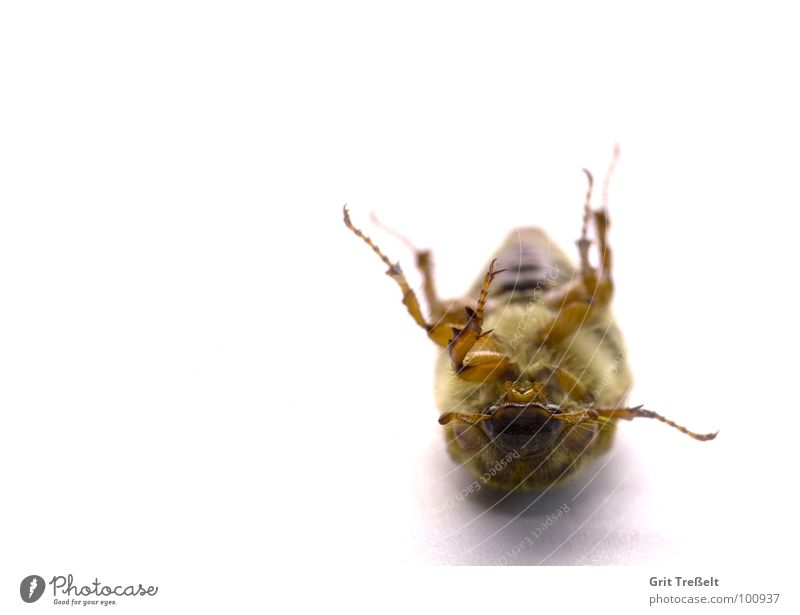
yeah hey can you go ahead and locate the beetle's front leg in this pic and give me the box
[447,259,520,383]
[343,206,465,347]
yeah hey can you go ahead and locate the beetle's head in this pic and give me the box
[439,401,567,459]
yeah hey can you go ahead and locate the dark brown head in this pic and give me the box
[476,402,565,458]
[439,400,610,490]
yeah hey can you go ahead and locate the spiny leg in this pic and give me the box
[568,157,616,305]
[346,206,518,381]
[369,212,446,319]
[539,148,620,344]
[368,212,472,340]
[573,146,620,286]
[448,259,519,383]
[552,404,718,441]
[344,205,429,331]
[594,143,620,286]
[577,168,595,281]
[344,206,466,348]
[448,258,501,369]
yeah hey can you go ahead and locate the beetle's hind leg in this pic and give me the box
[588,145,619,301]
[540,147,619,345]
[570,147,618,306]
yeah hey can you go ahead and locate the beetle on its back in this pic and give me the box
[344,149,716,492]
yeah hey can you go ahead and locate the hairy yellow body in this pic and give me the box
[344,159,716,494]
[434,230,633,490]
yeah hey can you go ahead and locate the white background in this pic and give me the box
[1,1,798,613]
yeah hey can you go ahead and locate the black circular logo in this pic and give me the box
[20,575,46,603]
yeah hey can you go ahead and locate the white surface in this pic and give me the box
[1,1,798,612]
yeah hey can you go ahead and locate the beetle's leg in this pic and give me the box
[552,153,617,307]
[577,168,595,282]
[416,249,475,346]
[344,206,427,329]
[344,206,463,347]
[593,406,718,441]
[367,213,446,314]
[540,149,619,345]
[448,259,520,383]
[553,405,718,442]
[414,249,457,322]
[368,212,468,333]
[591,145,619,296]
[346,207,519,382]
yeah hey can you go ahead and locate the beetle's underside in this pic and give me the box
[344,151,716,491]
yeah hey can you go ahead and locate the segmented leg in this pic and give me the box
[346,207,519,382]
[343,206,467,348]
[552,405,718,442]
[369,212,464,326]
[368,214,440,309]
[344,206,429,328]
[539,149,619,345]
[596,143,620,284]
[577,168,595,280]
[448,259,520,383]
